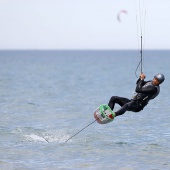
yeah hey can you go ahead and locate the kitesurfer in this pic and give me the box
[108,73,165,117]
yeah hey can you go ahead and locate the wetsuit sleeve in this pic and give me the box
[135,80,157,95]
[136,78,144,85]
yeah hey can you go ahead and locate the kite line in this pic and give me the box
[135,0,147,77]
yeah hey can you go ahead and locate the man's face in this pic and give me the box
[152,77,160,86]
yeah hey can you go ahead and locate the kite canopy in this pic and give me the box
[117,10,128,22]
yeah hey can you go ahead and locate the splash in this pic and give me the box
[12,127,70,143]
[24,134,49,143]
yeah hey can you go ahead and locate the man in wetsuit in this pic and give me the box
[108,73,165,117]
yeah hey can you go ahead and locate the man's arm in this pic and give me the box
[135,79,157,94]
[136,73,146,84]
[135,73,157,95]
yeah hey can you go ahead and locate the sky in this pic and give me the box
[0,0,169,50]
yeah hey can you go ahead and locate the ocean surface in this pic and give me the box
[0,50,169,170]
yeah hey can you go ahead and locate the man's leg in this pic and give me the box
[115,100,139,116]
[108,96,130,110]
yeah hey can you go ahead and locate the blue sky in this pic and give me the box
[0,0,169,50]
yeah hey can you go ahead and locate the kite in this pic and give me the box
[117,10,128,22]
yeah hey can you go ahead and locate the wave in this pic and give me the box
[11,127,70,143]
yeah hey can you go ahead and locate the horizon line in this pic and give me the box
[0,49,170,51]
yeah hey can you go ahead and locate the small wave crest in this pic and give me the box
[11,127,70,143]
[24,134,49,142]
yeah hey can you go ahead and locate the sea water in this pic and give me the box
[0,50,170,170]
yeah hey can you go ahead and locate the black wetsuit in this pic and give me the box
[108,78,160,116]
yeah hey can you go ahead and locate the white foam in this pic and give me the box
[24,134,48,143]
[43,133,70,143]
[12,127,71,143]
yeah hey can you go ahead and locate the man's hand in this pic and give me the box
[140,73,146,80]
